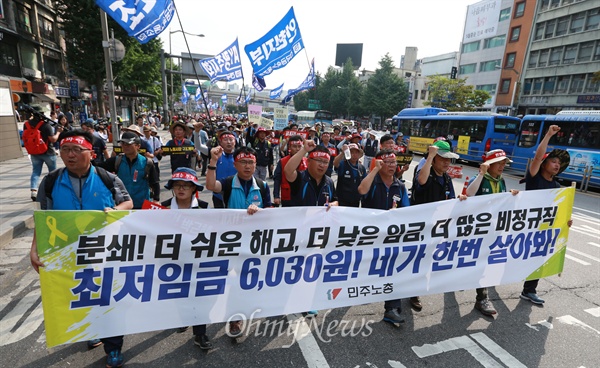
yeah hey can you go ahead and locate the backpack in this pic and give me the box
[44,167,115,201]
[23,121,49,155]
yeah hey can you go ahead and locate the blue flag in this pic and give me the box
[245,89,252,104]
[269,83,284,99]
[252,73,266,92]
[221,94,228,105]
[95,0,174,44]
[181,83,190,104]
[199,38,243,83]
[195,86,203,102]
[244,7,304,78]
[281,59,315,104]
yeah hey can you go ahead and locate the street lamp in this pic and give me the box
[169,29,204,117]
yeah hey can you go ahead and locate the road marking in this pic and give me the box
[412,335,504,367]
[565,254,591,266]
[287,313,329,368]
[387,361,407,368]
[573,207,600,216]
[571,213,600,225]
[526,319,553,331]
[588,242,600,248]
[470,332,527,368]
[581,224,600,233]
[0,271,37,314]
[568,248,600,262]
[584,307,600,317]
[0,289,42,346]
[570,226,599,237]
[556,315,600,335]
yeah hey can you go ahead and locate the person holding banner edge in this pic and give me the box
[518,124,573,305]
[466,149,519,316]
[29,129,133,368]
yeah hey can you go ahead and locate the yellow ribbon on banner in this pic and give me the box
[46,216,68,246]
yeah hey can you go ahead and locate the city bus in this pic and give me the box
[287,112,298,123]
[511,111,600,189]
[296,110,334,127]
[391,108,520,162]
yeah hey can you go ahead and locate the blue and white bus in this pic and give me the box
[296,110,334,127]
[511,111,600,189]
[391,108,520,162]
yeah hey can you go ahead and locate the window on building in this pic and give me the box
[459,64,477,74]
[20,43,39,71]
[500,79,511,94]
[476,84,497,95]
[0,43,19,67]
[499,8,511,21]
[540,0,550,12]
[480,59,501,72]
[462,41,480,53]
[577,42,594,62]
[584,74,600,93]
[522,79,532,95]
[544,19,556,38]
[534,23,544,40]
[414,90,419,99]
[532,78,543,94]
[563,45,577,64]
[43,56,60,77]
[586,8,600,31]
[505,53,516,68]
[15,4,32,33]
[510,26,521,42]
[569,74,585,93]
[421,90,427,100]
[543,77,556,94]
[38,17,55,42]
[483,35,506,49]
[549,47,563,66]
[528,50,540,68]
[594,42,600,61]
[550,0,560,8]
[556,76,569,93]
[555,16,569,36]
[514,2,526,18]
[570,12,585,33]
[538,49,550,67]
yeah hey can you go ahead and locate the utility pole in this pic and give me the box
[100,10,119,145]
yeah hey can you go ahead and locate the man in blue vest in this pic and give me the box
[29,129,133,368]
[98,132,160,209]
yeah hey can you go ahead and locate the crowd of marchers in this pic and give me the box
[23,108,572,368]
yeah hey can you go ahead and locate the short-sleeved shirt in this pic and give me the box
[524,170,561,191]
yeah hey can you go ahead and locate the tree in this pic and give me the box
[424,75,491,111]
[361,53,408,122]
[55,0,163,115]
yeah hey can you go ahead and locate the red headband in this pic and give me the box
[235,152,256,162]
[288,140,303,146]
[376,153,396,160]
[60,136,93,151]
[172,171,197,182]
[309,151,331,161]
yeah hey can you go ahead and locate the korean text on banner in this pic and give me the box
[274,108,288,130]
[199,38,243,83]
[248,104,262,126]
[95,0,175,44]
[244,7,304,78]
[34,188,574,347]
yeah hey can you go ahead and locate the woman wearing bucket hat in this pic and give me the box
[465,149,519,317]
[519,124,573,305]
[161,168,212,350]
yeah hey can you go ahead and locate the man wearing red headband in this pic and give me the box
[273,135,307,207]
[29,129,133,368]
[205,146,272,338]
[209,129,238,208]
[284,139,338,317]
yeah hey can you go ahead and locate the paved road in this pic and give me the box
[1,155,599,367]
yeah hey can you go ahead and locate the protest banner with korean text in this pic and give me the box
[35,188,573,347]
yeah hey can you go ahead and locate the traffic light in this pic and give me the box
[450,66,457,79]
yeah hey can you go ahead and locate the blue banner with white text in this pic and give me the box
[199,38,243,83]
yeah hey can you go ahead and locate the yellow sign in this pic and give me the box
[161,146,195,155]
[408,137,434,154]
[457,135,470,155]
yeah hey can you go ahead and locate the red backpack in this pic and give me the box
[23,121,49,155]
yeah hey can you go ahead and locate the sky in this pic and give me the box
[158,0,479,91]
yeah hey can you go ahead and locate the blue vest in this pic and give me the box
[117,154,149,209]
[291,171,335,207]
[51,167,115,210]
[213,152,236,200]
[226,175,264,209]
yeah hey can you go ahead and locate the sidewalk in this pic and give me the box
[0,128,176,248]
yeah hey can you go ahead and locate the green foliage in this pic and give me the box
[361,53,408,120]
[424,75,490,111]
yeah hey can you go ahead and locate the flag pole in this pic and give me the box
[100,10,119,145]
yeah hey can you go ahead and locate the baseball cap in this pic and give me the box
[483,149,513,165]
[433,140,459,159]
[118,131,141,145]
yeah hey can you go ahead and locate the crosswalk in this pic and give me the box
[565,208,600,267]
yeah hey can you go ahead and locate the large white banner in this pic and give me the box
[35,188,574,347]
[463,0,501,43]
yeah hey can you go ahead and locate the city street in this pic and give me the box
[1,157,599,368]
